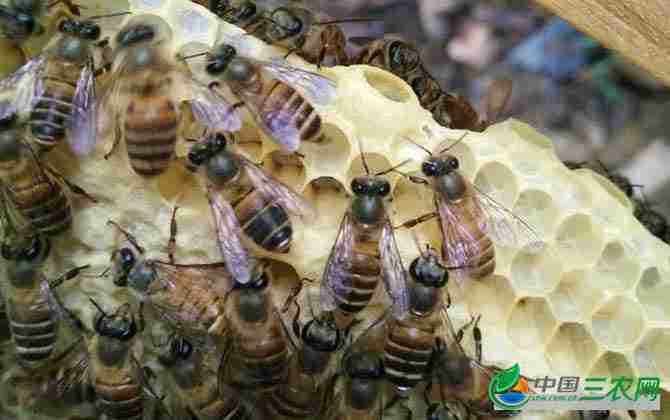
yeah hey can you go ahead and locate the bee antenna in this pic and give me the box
[88,297,107,317]
[315,17,381,26]
[595,159,613,176]
[403,137,432,156]
[439,132,468,154]
[375,159,411,176]
[88,11,131,20]
[357,139,371,175]
[178,51,209,61]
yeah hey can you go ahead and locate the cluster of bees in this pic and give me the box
[0,1,650,420]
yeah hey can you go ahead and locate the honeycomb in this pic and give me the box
[1,0,669,419]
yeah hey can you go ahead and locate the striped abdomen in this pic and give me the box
[8,293,57,363]
[266,360,323,419]
[124,95,177,177]
[189,382,250,420]
[232,186,292,253]
[235,321,288,389]
[29,75,76,151]
[334,229,382,315]
[383,318,436,391]
[258,80,322,143]
[2,159,72,235]
[95,376,144,420]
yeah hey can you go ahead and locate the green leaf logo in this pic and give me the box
[494,363,520,393]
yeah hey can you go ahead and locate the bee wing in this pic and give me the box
[436,192,487,279]
[259,58,337,105]
[96,51,133,138]
[207,190,256,284]
[151,261,234,298]
[67,60,97,157]
[471,185,544,253]
[321,210,355,312]
[178,73,242,133]
[239,155,316,222]
[54,344,90,398]
[485,77,512,126]
[0,55,46,115]
[379,219,409,319]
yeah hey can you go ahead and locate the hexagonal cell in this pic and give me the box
[636,266,670,322]
[462,275,517,322]
[172,4,218,44]
[346,152,393,185]
[589,351,635,379]
[302,123,351,173]
[554,214,604,268]
[473,162,519,208]
[549,270,605,322]
[302,177,349,228]
[261,151,306,191]
[507,297,557,349]
[362,67,414,103]
[591,296,645,350]
[546,322,599,375]
[547,168,593,213]
[592,241,641,292]
[510,246,561,295]
[634,328,670,382]
[513,189,559,238]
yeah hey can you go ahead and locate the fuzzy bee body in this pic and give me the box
[92,364,144,420]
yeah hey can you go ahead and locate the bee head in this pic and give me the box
[351,176,390,197]
[346,351,384,380]
[205,43,236,76]
[302,318,341,352]
[58,18,99,40]
[388,40,420,74]
[116,22,155,48]
[94,303,137,341]
[231,1,259,22]
[2,233,50,263]
[422,155,458,177]
[187,133,228,170]
[159,336,193,366]
[409,252,448,288]
[267,7,303,40]
[127,260,156,292]
[111,247,136,287]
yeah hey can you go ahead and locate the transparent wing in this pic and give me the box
[239,155,316,221]
[183,76,242,132]
[321,210,354,312]
[436,192,487,279]
[379,220,409,319]
[472,185,544,252]
[54,344,90,398]
[260,58,337,105]
[96,49,134,138]
[0,55,46,114]
[151,261,234,298]
[207,190,255,284]
[67,61,97,157]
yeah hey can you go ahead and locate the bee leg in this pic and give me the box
[472,314,482,363]
[137,301,146,333]
[281,278,306,313]
[167,206,179,264]
[290,298,302,338]
[44,167,98,203]
[455,315,477,344]
[393,212,438,230]
[48,268,92,335]
[48,264,91,290]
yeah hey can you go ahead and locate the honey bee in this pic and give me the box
[2,231,88,366]
[354,38,511,131]
[158,335,255,420]
[183,38,336,153]
[56,301,150,420]
[263,6,367,67]
[100,17,238,176]
[264,284,344,419]
[102,209,232,348]
[0,15,109,156]
[633,195,669,243]
[396,136,541,280]
[325,322,388,420]
[191,132,314,283]
[218,265,291,393]
[320,153,409,329]
[0,108,77,237]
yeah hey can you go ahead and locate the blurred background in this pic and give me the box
[317,0,670,224]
